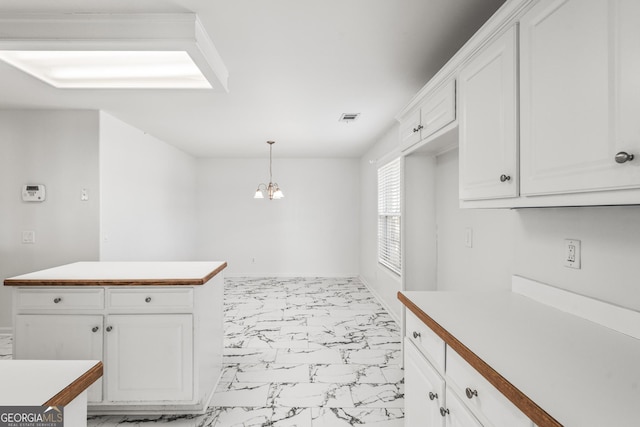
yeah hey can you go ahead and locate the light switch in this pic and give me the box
[22,231,36,244]
[464,227,473,248]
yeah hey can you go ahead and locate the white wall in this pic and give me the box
[435,149,515,291]
[99,112,197,261]
[0,110,100,330]
[435,148,640,312]
[197,157,359,276]
[359,126,404,320]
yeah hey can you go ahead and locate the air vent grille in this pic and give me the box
[339,113,360,122]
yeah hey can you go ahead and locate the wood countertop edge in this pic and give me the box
[397,291,562,427]
[4,262,228,287]
[43,361,103,407]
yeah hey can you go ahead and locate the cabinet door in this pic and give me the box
[14,314,103,402]
[400,109,422,151]
[105,314,193,402]
[520,0,640,196]
[459,26,518,200]
[404,340,445,427]
[444,387,484,427]
[420,79,456,141]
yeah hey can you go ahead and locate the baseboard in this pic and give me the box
[358,275,401,326]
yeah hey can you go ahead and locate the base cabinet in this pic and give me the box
[405,340,445,426]
[105,314,193,402]
[15,314,103,402]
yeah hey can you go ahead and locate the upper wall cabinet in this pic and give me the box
[399,79,456,153]
[459,26,518,201]
[520,0,640,197]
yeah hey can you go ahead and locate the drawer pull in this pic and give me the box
[53,297,62,304]
[439,407,449,417]
[145,297,152,303]
[500,174,511,182]
[91,326,99,333]
[615,151,635,164]
[428,392,438,401]
[465,387,478,399]
[106,326,113,332]
[412,331,421,339]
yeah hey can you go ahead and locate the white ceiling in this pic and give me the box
[0,0,505,158]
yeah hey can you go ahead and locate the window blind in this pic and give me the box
[377,158,401,276]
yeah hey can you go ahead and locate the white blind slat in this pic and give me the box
[377,158,401,276]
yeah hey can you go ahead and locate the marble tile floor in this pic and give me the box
[1,277,404,426]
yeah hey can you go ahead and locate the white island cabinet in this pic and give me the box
[4,261,227,415]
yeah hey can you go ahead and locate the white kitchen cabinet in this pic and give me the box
[105,314,193,402]
[520,0,640,196]
[399,79,456,152]
[404,340,445,427]
[7,261,226,415]
[443,387,484,427]
[459,25,518,201]
[14,314,104,402]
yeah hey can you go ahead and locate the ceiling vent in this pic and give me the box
[339,113,360,123]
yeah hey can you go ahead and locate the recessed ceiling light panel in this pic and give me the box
[0,13,228,90]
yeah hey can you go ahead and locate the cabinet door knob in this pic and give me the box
[439,407,449,417]
[92,326,99,333]
[465,387,478,399]
[417,125,424,131]
[412,127,419,133]
[412,331,421,339]
[615,151,635,164]
[106,326,113,332]
[53,297,62,304]
[500,174,511,182]
[429,392,438,401]
[145,297,152,303]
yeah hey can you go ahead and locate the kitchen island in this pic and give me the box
[4,261,227,415]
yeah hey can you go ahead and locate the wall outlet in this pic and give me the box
[81,188,89,201]
[564,239,581,269]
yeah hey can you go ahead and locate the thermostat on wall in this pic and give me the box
[22,184,46,202]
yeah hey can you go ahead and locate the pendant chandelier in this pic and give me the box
[254,141,284,200]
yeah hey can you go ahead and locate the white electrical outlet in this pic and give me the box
[564,239,581,269]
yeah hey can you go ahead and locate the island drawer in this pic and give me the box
[15,288,104,310]
[107,288,194,310]
[406,310,445,373]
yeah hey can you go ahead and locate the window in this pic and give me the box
[378,157,401,276]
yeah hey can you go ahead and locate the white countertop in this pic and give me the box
[4,261,227,286]
[0,360,102,405]
[400,291,640,427]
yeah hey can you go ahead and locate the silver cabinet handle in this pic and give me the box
[429,392,438,401]
[465,387,478,399]
[500,174,511,182]
[92,326,99,333]
[439,407,449,417]
[145,297,152,303]
[53,297,62,304]
[106,326,113,332]
[412,331,421,339]
[615,151,635,164]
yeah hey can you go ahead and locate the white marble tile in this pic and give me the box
[381,366,404,384]
[350,383,404,408]
[235,363,310,383]
[0,335,12,360]
[268,383,353,408]
[275,348,343,364]
[310,364,388,384]
[341,349,402,366]
[310,407,404,427]
[223,348,278,364]
[211,382,271,407]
